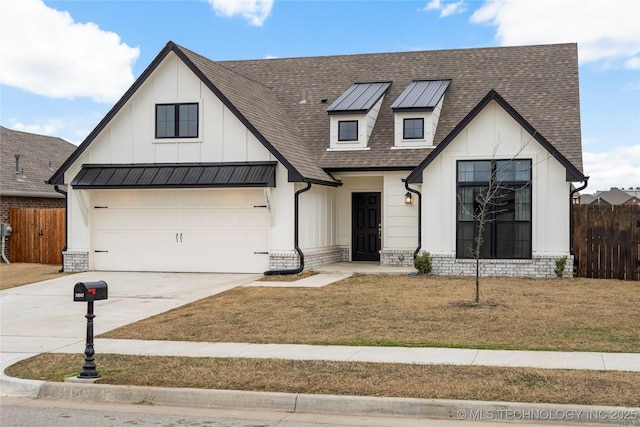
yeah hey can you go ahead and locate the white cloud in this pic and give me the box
[583,145,640,192]
[470,0,640,68]
[422,0,467,17]
[205,0,273,26]
[11,120,65,138]
[0,0,139,103]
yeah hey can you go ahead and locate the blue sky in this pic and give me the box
[1,0,639,193]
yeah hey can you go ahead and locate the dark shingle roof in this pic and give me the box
[49,42,584,187]
[217,43,583,174]
[1,126,76,197]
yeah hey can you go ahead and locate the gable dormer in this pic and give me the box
[326,81,391,151]
[391,79,450,149]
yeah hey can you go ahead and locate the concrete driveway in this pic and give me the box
[1,271,260,368]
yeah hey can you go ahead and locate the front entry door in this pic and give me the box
[352,192,381,261]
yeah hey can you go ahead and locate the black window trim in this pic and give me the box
[403,117,425,140]
[455,159,533,260]
[155,102,199,139]
[338,120,359,142]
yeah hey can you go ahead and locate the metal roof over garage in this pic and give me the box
[71,162,277,189]
[327,81,392,113]
[391,79,451,111]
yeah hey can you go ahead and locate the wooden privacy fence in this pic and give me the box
[9,208,65,265]
[573,204,640,280]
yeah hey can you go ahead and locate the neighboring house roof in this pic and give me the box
[49,41,584,186]
[1,126,76,198]
[585,187,637,205]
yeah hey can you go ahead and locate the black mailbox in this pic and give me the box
[74,281,108,302]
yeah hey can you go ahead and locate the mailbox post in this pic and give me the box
[73,281,108,379]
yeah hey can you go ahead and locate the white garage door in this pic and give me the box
[92,189,269,273]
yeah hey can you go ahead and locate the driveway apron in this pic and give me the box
[0,271,259,355]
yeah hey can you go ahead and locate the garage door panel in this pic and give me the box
[92,189,269,273]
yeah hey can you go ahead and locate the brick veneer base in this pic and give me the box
[268,246,347,271]
[428,253,574,278]
[380,249,416,267]
[63,251,89,272]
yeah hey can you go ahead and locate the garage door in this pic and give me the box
[92,189,269,273]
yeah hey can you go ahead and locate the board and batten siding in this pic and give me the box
[421,100,571,257]
[62,51,298,267]
[298,184,338,250]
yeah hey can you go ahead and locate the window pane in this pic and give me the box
[515,188,531,220]
[457,222,491,258]
[403,118,424,139]
[458,161,490,182]
[496,223,531,258]
[497,160,531,182]
[338,121,358,141]
[156,105,175,138]
[178,104,198,137]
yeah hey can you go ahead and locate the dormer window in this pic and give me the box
[403,118,424,139]
[392,80,450,149]
[327,81,391,151]
[338,120,358,141]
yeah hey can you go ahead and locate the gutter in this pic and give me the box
[403,179,422,259]
[569,177,589,274]
[53,185,68,272]
[264,182,312,275]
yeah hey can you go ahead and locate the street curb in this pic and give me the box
[0,373,43,397]
[36,381,640,425]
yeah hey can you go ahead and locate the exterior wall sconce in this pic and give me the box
[405,192,412,204]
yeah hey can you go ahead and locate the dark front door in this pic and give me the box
[352,192,381,261]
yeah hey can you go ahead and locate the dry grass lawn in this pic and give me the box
[102,274,640,353]
[0,262,70,290]
[7,353,640,407]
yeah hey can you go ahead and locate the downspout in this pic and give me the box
[54,185,68,272]
[569,177,589,274]
[403,179,422,260]
[264,182,312,275]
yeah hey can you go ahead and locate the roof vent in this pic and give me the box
[299,88,307,104]
[14,155,26,182]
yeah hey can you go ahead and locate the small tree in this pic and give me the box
[458,142,531,303]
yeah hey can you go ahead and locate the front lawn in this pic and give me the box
[101,275,640,353]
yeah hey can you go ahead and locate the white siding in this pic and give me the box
[63,51,282,261]
[298,184,338,250]
[421,100,571,257]
[384,171,418,250]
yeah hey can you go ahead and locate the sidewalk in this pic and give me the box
[49,339,640,372]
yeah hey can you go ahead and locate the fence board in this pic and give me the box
[8,208,65,264]
[573,204,640,280]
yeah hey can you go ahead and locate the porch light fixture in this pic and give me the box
[405,192,412,204]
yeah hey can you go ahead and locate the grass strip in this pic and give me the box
[6,353,640,407]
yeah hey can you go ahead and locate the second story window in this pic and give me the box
[338,120,358,141]
[156,103,198,139]
[403,118,424,139]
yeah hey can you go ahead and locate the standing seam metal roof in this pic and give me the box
[70,163,277,189]
[391,80,451,110]
[327,82,392,112]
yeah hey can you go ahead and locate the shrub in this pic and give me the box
[414,252,432,274]
[554,256,567,278]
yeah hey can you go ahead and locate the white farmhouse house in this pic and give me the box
[48,42,586,277]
